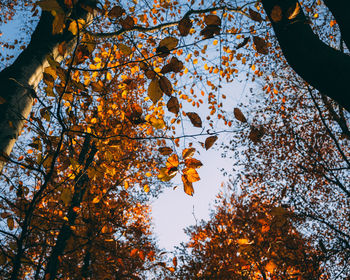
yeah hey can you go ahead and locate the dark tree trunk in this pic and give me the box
[261,0,350,112]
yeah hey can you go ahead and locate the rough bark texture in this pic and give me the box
[261,0,350,112]
[0,1,94,173]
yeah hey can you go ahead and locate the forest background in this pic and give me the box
[0,0,349,279]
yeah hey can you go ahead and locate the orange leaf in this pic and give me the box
[265,261,277,273]
[183,168,200,183]
[166,154,179,168]
[182,148,195,159]
[182,174,194,196]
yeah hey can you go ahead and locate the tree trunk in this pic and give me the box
[261,0,350,112]
[0,2,93,173]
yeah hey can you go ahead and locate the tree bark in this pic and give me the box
[261,0,350,112]
[0,1,93,173]
[323,0,350,49]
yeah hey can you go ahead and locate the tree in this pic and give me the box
[175,190,326,279]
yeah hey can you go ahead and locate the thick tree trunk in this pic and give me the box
[0,1,94,173]
[261,0,350,112]
[323,0,350,49]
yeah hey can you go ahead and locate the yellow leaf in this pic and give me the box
[149,116,165,129]
[183,168,200,183]
[118,43,132,55]
[237,238,251,245]
[68,21,78,35]
[61,188,72,206]
[159,37,179,50]
[158,167,177,182]
[92,196,100,203]
[148,79,163,104]
[144,184,150,193]
[7,217,14,230]
[166,154,179,168]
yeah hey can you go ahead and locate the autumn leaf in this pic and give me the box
[68,21,78,35]
[37,0,63,13]
[172,256,177,267]
[204,15,221,26]
[186,112,202,128]
[200,25,220,39]
[185,158,203,169]
[158,37,179,51]
[182,147,195,159]
[234,108,247,123]
[120,16,134,30]
[183,167,200,183]
[158,167,177,182]
[270,5,283,22]
[158,147,173,155]
[161,57,183,74]
[61,188,72,206]
[108,6,125,19]
[248,125,265,143]
[148,79,163,103]
[166,154,179,168]
[237,37,250,49]
[118,43,132,55]
[7,217,14,230]
[249,8,263,23]
[178,17,192,36]
[159,76,173,96]
[167,96,180,114]
[204,135,218,150]
[182,174,194,196]
[287,3,300,20]
[237,238,251,245]
[265,261,277,273]
[90,81,104,92]
[253,36,269,55]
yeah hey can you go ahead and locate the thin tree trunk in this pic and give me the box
[261,0,350,112]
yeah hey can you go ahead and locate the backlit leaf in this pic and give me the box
[182,147,195,159]
[148,79,163,104]
[183,167,200,183]
[166,154,179,168]
[265,261,277,273]
[182,174,194,196]
[185,158,203,169]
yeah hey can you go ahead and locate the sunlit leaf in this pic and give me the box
[182,174,194,196]
[265,261,277,273]
[185,158,203,169]
[166,154,179,168]
[183,167,200,183]
[182,147,195,159]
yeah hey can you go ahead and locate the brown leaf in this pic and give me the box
[253,36,268,55]
[249,8,263,23]
[108,6,125,19]
[120,16,134,30]
[159,76,173,96]
[204,15,221,26]
[167,96,180,114]
[182,148,195,160]
[178,17,192,36]
[185,158,203,169]
[186,112,202,128]
[182,174,194,196]
[234,108,247,123]
[158,147,173,155]
[90,81,104,92]
[161,57,184,74]
[270,5,283,22]
[158,37,178,51]
[148,79,163,103]
[248,125,265,143]
[200,25,220,39]
[205,135,218,150]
